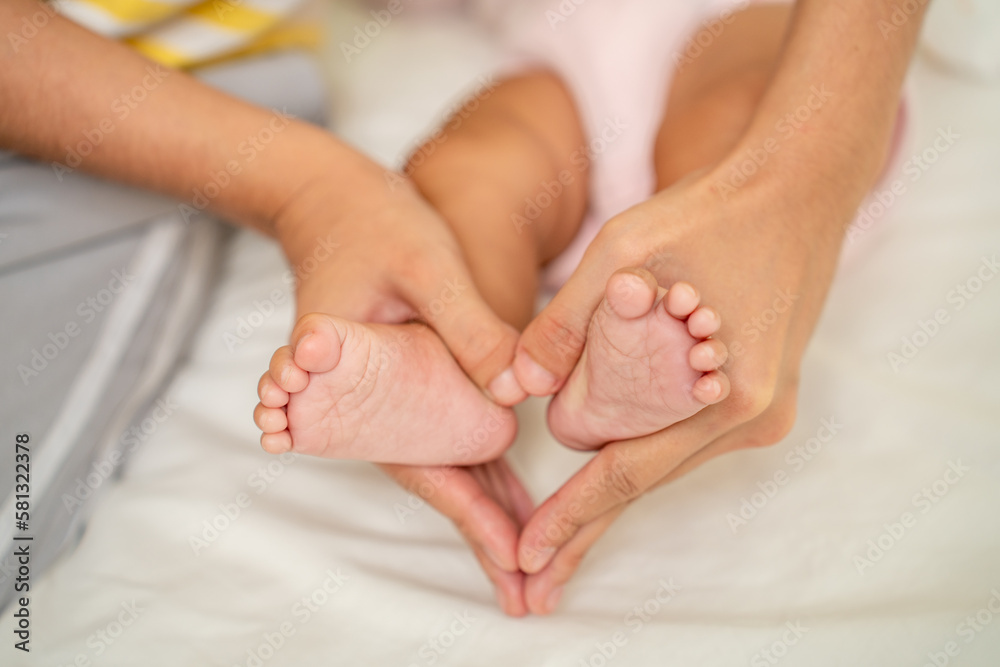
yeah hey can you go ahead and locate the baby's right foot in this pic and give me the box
[547,268,729,449]
[254,313,517,466]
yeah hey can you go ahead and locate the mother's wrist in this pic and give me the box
[212,119,394,241]
[703,137,876,235]
[706,98,895,220]
[269,142,404,237]
[271,154,424,264]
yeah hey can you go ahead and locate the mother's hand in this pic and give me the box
[273,166,535,612]
[510,169,855,614]
[380,458,534,616]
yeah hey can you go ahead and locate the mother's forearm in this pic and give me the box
[0,0,385,235]
[710,0,928,222]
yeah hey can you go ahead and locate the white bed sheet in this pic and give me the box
[6,8,1000,667]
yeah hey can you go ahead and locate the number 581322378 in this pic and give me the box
[14,433,30,529]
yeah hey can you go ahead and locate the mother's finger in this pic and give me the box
[471,545,529,617]
[380,463,522,573]
[380,462,531,615]
[469,458,535,528]
[517,410,733,574]
[394,255,526,406]
[512,248,645,396]
[524,506,626,615]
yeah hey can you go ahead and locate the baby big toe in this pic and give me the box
[291,313,343,373]
[258,372,289,408]
[605,268,658,320]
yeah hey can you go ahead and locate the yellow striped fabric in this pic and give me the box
[53,0,319,68]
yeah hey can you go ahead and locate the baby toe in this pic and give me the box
[269,345,309,393]
[258,372,289,408]
[261,431,293,455]
[665,282,700,319]
[687,306,721,339]
[254,403,288,433]
[690,339,728,372]
[691,370,730,406]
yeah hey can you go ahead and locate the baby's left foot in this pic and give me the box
[548,268,729,450]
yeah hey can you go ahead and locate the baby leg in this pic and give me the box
[408,71,591,334]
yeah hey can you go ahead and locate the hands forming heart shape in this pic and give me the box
[254,0,916,618]
[256,161,844,616]
[0,0,919,622]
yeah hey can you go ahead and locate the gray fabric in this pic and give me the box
[0,49,329,610]
[0,216,227,599]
